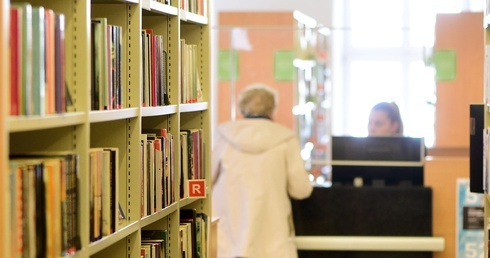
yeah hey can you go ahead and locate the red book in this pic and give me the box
[9,7,21,116]
[145,29,157,106]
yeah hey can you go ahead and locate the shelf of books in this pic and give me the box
[484,1,490,257]
[3,0,211,257]
[0,0,8,256]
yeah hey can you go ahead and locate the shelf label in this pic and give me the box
[188,179,206,198]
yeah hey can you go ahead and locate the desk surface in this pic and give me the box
[295,236,445,251]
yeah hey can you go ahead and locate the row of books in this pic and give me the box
[141,229,168,258]
[89,148,122,242]
[179,209,208,258]
[180,0,206,16]
[180,129,204,198]
[140,210,208,258]
[10,3,68,116]
[9,153,79,257]
[141,129,176,218]
[142,29,170,107]
[180,40,203,104]
[91,18,124,111]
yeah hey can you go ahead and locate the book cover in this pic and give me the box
[169,134,175,204]
[33,161,47,257]
[146,138,155,215]
[155,34,162,106]
[9,162,24,257]
[10,7,21,116]
[11,3,33,115]
[142,30,150,107]
[54,13,66,113]
[112,25,123,109]
[43,157,63,257]
[89,148,104,241]
[101,149,111,236]
[31,6,46,116]
[104,148,119,232]
[105,25,113,110]
[162,49,170,105]
[44,9,56,115]
[140,134,149,217]
[91,18,108,111]
[196,213,208,258]
[145,29,157,106]
[152,137,164,212]
[180,209,197,258]
[179,224,190,258]
[141,229,168,258]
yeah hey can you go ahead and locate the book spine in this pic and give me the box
[31,6,46,116]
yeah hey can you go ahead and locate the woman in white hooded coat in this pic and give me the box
[212,84,313,258]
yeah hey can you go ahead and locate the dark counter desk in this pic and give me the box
[291,186,444,258]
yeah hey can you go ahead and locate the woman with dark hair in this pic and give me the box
[368,102,404,136]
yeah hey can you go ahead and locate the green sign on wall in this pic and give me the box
[433,50,456,81]
[218,50,239,81]
[274,50,295,81]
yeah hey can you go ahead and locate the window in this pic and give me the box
[331,0,482,147]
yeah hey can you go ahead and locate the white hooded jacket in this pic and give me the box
[212,118,313,258]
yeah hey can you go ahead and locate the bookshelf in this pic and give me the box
[292,11,332,186]
[483,1,490,256]
[0,0,8,256]
[2,0,211,257]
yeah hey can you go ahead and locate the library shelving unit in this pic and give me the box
[485,3,490,256]
[2,0,211,257]
[0,0,8,257]
[292,11,332,186]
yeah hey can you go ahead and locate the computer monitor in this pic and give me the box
[331,136,425,187]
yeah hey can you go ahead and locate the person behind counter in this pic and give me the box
[211,83,313,258]
[368,101,404,136]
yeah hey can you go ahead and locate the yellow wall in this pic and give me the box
[428,12,484,258]
[434,12,483,150]
[425,157,469,258]
[217,12,295,129]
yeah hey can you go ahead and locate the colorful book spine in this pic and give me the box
[31,6,46,116]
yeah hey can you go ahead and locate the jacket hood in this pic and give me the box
[217,119,296,154]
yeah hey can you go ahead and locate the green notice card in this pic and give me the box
[218,50,239,81]
[274,50,295,81]
[433,50,456,81]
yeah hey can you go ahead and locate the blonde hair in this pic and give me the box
[238,84,277,118]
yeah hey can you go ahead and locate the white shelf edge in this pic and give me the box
[8,112,86,132]
[88,220,140,255]
[331,160,424,167]
[294,236,445,252]
[180,102,208,113]
[89,108,139,123]
[142,105,178,117]
[180,10,208,25]
[150,1,178,16]
[140,202,178,227]
[179,196,206,207]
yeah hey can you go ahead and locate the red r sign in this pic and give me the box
[188,179,206,198]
